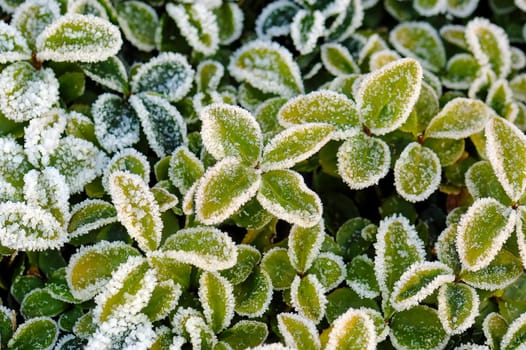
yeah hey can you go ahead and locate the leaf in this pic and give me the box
[200,103,262,165]
[0,21,31,62]
[229,40,304,97]
[465,18,511,79]
[102,148,150,193]
[66,240,141,300]
[10,275,44,304]
[68,0,109,19]
[346,255,380,299]
[231,197,273,230]
[11,0,60,49]
[196,60,224,92]
[447,0,479,17]
[129,93,188,158]
[92,93,140,153]
[440,24,468,49]
[277,313,320,350]
[234,268,273,317]
[389,22,446,72]
[261,123,334,172]
[356,58,422,135]
[465,161,511,205]
[400,82,439,136]
[220,320,268,350]
[151,186,178,212]
[308,252,346,291]
[214,2,243,45]
[261,247,296,290]
[483,313,508,350]
[255,0,298,38]
[36,14,122,62]
[391,261,455,311]
[321,42,361,75]
[337,133,390,190]
[257,169,322,228]
[185,315,218,350]
[8,317,58,350]
[325,308,377,350]
[501,312,526,350]
[199,271,235,333]
[131,52,194,102]
[288,220,325,273]
[79,56,129,94]
[390,306,449,350]
[162,226,238,271]
[147,251,192,291]
[442,53,480,90]
[0,306,14,348]
[20,288,67,318]
[116,1,158,51]
[517,207,526,270]
[510,74,526,103]
[278,90,360,139]
[394,142,441,202]
[437,283,480,335]
[290,9,324,55]
[325,0,363,42]
[290,275,327,323]
[46,268,82,304]
[436,224,462,273]
[0,62,59,122]
[413,0,446,16]
[221,244,261,285]
[423,138,465,167]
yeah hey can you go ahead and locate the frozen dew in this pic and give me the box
[80,56,129,94]
[185,315,218,349]
[0,21,31,63]
[358,33,389,66]
[321,43,360,76]
[440,24,468,49]
[500,311,526,350]
[369,49,401,71]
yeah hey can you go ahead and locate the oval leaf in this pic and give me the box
[288,221,325,273]
[437,283,480,335]
[290,9,324,55]
[325,308,377,350]
[233,268,273,317]
[220,244,261,285]
[116,1,158,51]
[79,56,129,94]
[199,271,235,333]
[261,247,296,290]
[0,21,31,62]
[321,43,360,76]
[307,252,346,291]
[8,317,58,350]
[290,275,327,324]
[277,313,320,350]
[169,146,204,195]
[346,255,381,299]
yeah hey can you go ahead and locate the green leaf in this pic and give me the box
[254,97,286,142]
[391,261,455,311]
[337,134,390,190]
[142,280,181,322]
[369,49,401,71]
[423,138,465,167]
[68,0,110,19]
[278,90,360,139]
[151,186,178,212]
[196,60,224,92]
[148,251,192,290]
[231,197,273,230]
[20,288,67,318]
[261,247,296,290]
[10,275,44,304]
[425,98,495,139]
[517,207,526,270]
[456,198,515,271]
[162,226,238,271]
[199,271,235,333]
[357,58,423,135]
[390,306,449,350]
[447,0,479,17]
[290,275,327,323]
[0,21,31,62]
[214,2,243,45]
[234,268,273,317]
[483,313,508,350]
[0,137,31,195]
[229,40,304,97]
[321,43,360,76]
[8,317,58,350]
[465,161,511,205]
[116,1,158,51]
[257,169,322,228]
[308,252,346,291]
[511,74,526,103]
[487,80,513,117]
[102,148,150,193]
[72,310,96,339]
[255,1,298,38]
[79,56,129,94]
[12,0,60,49]
[501,312,526,350]
[290,9,324,55]
[346,255,380,299]
[185,315,218,350]
[0,306,14,348]
[220,320,268,350]
[400,82,439,136]
[436,224,462,273]
[36,14,122,62]
[277,313,320,350]
[485,117,526,202]
[58,71,85,103]
[66,240,141,300]
[440,24,468,49]
[288,221,325,273]
[442,53,480,90]
[437,283,480,335]
[389,22,446,72]
[413,0,446,16]
[46,268,82,304]
[326,0,363,41]
[394,142,441,202]
[221,244,261,285]
[200,103,262,165]
[325,308,377,350]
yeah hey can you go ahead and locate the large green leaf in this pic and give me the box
[437,283,480,335]
[290,9,324,55]
[0,21,31,62]
[288,221,325,273]
[199,271,235,333]
[290,275,327,323]
[8,317,58,350]
[501,312,526,350]
[325,308,377,350]
[261,247,296,290]
[277,313,320,350]
[116,1,158,51]
[233,268,273,317]
[400,82,439,136]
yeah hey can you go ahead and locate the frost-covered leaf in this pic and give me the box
[231,197,273,230]
[0,306,14,348]
[197,60,224,92]
[389,22,446,72]
[369,49,401,71]
[195,158,260,225]
[220,320,268,350]
[102,148,149,192]
[0,62,59,122]
[346,255,380,299]
[151,186,178,212]
[67,201,117,240]
[290,275,327,323]
[465,18,511,79]
[116,1,158,51]
[162,226,237,271]
[109,171,162,252]
[516,207,526,269]
[257,169,322,228]
[442,54,480,90]
[278,90,359,139]
[437,283,479,335]
[483,313,508,350]
[79,56,129,94]
[337,134,390,190]
[20,288,67,318]
[199,271,235,333]
[486,80,513,117]
[436,224,462,273]
[12,0,60,49]
[46,268,82,305]
[511,74,526,103]
[390,306,449,350]
[290,9,324,55]
[66,240,141,301]
[423,138,465,167]
[394,142,441,202]
[166,3,219,55]
[261,247,296,290]
[358,33,389,66]
[214,2,243,45]
[229,40,304,97]
[321,43,359,76]
[200,103,262,165]
[36,14,122,62]
[24,111,66,167]
[8,317,58,350]
[447,0,479,17]
[277,313,320,350]
[220,244,260,285]
[465,161,511,205]
[413,0,446,16]
[255,0,298,38]
[391,261,454,311]
[288,220,324,273]
[0,21,31,62]
[68,0,109,19]
[399,82,439,136]
[169,146,204,195]
[501,312,526,350]
[148,251,192,291]
[308,252,346,291]
[185,315,218,350]
[325,308,376,350]
[261,123,333,172]
[440,24,468,49]
[131,52,194,102]
[234,268,273,317]
[357,58,422,135]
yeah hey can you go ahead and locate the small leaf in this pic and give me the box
[0,21,31,62]
[356,58,422,135]
[277,313,320,350]
[8,317,58,350]
[0,306,14,348]
[447,0,479,17]
[346,255,380,299]
[501,312,526,350]
[325,308,377,350]
[79,56,129,94]
[116,1,158,51]
[440,24,468,49]
[220,320,268,350]
[255,0,298,38]
[199,271,235,333]
[151,187,178,212]
[261,247,296,290]
[483,313,508,350]
[148,251,192,291]
[185,315,218,350]
[12,0,60,49]
[162,226,238,271]
[465,161,511,205]
[102,148,150,194]
[221,244,261,285]
[307,252,346,291]
[423,138,465,167]
[325,0,363,42]
[413,0,446,16]
[234,268,273,317]
[20,288,67,318]
[229,40,304,97]
[68,0,109,19]
[400,82,439,136]
[169,146,204,195]
[288,221,325,273]
[196,60,224,92]
[214,2,243,45]
[321,43,360,76]
[436,224,462,273]
[290,9,324,55]
[437,283,480,335]
[36,14,122,62]
[231,197,273,230]
[290,275,327,324]
[442,53,480,90]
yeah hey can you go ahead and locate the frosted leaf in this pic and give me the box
[369,49,401,71]
[131,52,194,102]
[214,2,243,45]
[20,287,67,318]
[172,307,202,336]
[54,334,83,350]
[233,268,273,317]
[24,110,66,167]
[290,274,327,324]
[0,21,31,63]
[356,58,422,135]
[182,181,197,215]
[288,220,324,273]
[147,251,192,291]
[358,34,389,66]
[337,134,390,190]
[12,0,60,49]
[79,56,129,94]
[321,43,360,76]
[500,311,526,350]
[196,60,224,92]
[511,47,526,70]
[389,22,446,72]
[483,313,508,350]
[465,18,511,79]
[166,3,219,55]
[440,24,468,49]
[68,0,109,19]
[219,320,268,349]
[220,244,261,285]
[442,54,480,90]
[485,117,526,201]
[102,148,150,193]
[278,90,360,139]
[0,202,66,251]
[326,0,363,42]
[436,224,462,273]
[200,103,262,165]
[8,317,58,350]
[185,316,218,350]
[142,280,181,322]
[394,142,441,202]
[401,82,440,137]
[129,93,188,158]
[437,283,480,335]
[277,313,320,350]
[0,61,59,122]
[346,254,381,299]
[162,226,238,271]
[169,146,204,195]
[290,9,324,55]
[229,40,304,97]
[199,271,235,333]
[486,80,513,118]
[36,14,122,62]
[23,167,70,226]
[307,252,346,291]
[447,0,479,17]
[116,1,158,52]
[325,308,376,350]
[255,0,298,39]
[92,93,140,153]
[465,161,511,205]
[68,199,117,238]
[510,74,526,103]
[413,0,446,16]
[0,137,31,192]
[261,247,296,290]
[515,207,526,269]
[390,261,454,312]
